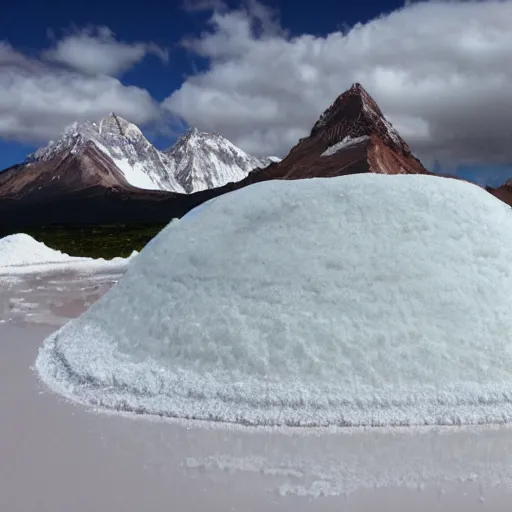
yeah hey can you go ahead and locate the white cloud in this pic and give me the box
[164,0,512,166]
[42,26,168,76]
[0,37,162,143]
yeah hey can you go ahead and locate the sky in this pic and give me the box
[1,0,512,185]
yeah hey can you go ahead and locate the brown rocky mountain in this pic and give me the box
[225,83,430,190]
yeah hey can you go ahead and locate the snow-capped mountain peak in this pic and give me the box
[28,114,185,193]
[164,128,280,193]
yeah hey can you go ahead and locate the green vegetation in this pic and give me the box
[24,223,168,259]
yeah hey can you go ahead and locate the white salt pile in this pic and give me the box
[35,174,512,427]
[0,233,136,275]
[0,233,79,267]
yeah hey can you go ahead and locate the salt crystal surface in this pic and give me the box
[35,174,512,427]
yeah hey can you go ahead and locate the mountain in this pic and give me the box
[223,83,429,191]
[0,113,186,201]
[0,113,279,203]
[31,113,189,192]
[163,128,280,193]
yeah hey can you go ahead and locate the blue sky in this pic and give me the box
[1,0,512,185]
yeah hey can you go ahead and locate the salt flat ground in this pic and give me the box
[1,270,512,511]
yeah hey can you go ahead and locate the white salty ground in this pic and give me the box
[1,272,512,511]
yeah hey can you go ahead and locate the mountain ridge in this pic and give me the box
[2,82,510,232]
[12,113,279,197]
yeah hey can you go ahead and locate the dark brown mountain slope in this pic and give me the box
[0,141,134,202]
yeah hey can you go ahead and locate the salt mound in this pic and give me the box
[0,233,77,267]
[0,233,136,274]
[35,174,512,427]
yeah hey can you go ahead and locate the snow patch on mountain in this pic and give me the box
[321,136,370,157]
[110,157,162,191]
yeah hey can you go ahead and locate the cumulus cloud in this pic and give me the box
[164,0,512,166]
[42,26,168,76]
[0,36,162,143]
